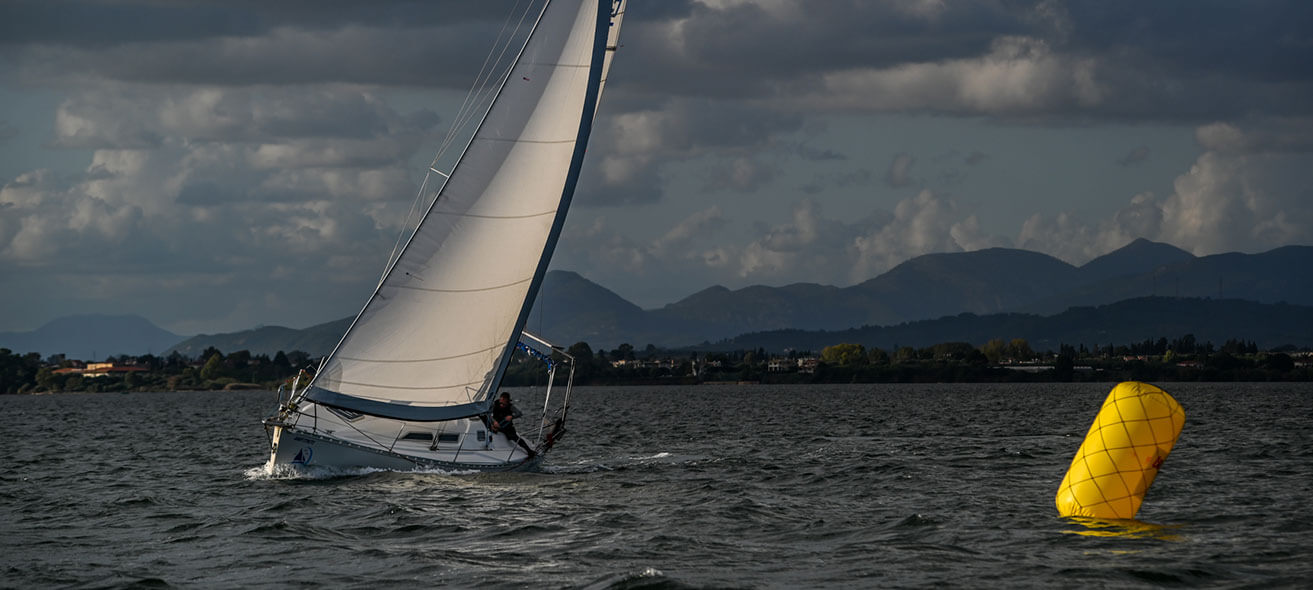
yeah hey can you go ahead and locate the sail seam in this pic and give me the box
[430,208,557,220]
[520,62,591,69]
[338,343,503,364]
[477,137,576,144]
[393,276,532,293]
[327,378,485,392]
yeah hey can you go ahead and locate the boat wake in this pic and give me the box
[541,451,714,474]
[244,463,484,481]
[574,567,680,590]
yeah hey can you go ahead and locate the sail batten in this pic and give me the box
[317,378,485,392]
[392,277,535,294]
[430,208,558,220]
[480,138,577,145]
[338,343,504,364]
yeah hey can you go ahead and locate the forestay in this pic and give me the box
[305,0,609,421]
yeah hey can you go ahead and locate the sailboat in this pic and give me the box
[262,0,625,473]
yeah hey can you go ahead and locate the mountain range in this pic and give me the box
[708,296,1313,352]
[0,315,184,360]
[5,240,1309,358]
[165,239,1311,355]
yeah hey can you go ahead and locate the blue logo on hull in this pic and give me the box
[291,447,313,465]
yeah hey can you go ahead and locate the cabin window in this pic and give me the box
[327,407,364,422]
[437,433,460,443]
[400,432,434,442]
[476,431,486,441]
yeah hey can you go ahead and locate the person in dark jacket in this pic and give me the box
[490,392,536,457]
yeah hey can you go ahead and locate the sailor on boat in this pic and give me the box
[490,392,536,458]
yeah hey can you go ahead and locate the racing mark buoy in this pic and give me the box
[1056,381,1185,519]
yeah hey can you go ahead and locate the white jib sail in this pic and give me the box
[305,0,609,421]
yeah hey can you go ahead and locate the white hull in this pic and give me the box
[266,424,543,474]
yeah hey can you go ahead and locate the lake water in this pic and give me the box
[3,382,1311,588]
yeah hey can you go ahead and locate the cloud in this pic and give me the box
[703,157,775,193]
[611,1,1313,122]
[4,0,1313,332]
[650,206,727,258]
[723,191,1008,286]
[1018,120,1313,264]
[850,190,1005,282]
[1195,120,1313,155]
[798,35,1105,117]
[0,82,444,331]
[576,98,804,206]
[1158,150,1313,254]
[560,206,728,276]
[51,86,431,148]
[3,3,536,89]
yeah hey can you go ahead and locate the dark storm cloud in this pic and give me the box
[620,0,1028,99]
[609,0,1313,122]
[0,0,514,46]
[10,1,1310,119]
[1,1,568,88]
[1061,1,1313,84]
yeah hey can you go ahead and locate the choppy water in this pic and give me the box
[3,383,1311,588]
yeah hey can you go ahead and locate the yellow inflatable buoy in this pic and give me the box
[1056,382,1185,519]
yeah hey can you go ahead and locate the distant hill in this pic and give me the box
[169,317,351,358]
[850,247,1082,322]
[642,242,1313,345]
[0,314,184,360]
[1023,244,1313,314]
[160,240,1313,355]
[165,270,659,357]
[1074,238,1194,283]
[705,297,1313,353]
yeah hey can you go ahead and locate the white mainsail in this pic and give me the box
[302,0,612,421]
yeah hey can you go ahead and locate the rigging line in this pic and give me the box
[434,1,538,165]
[536,263,544,336]
[431,0,526,167]
[384,172,432,281]
[451,0,533,144]
[389,1,535,287]
[453,2,532,138]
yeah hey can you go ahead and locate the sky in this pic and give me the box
[2,0,1312,335]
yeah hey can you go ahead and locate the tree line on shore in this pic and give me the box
[1,334,1308,395]
[500,336,1308,386]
